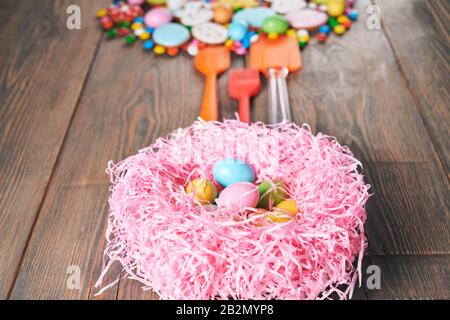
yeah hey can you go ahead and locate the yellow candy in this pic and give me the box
[186,178,218,205]
[275,199,298,215]
[139,32,151,40]
[286,29,297,38]
[225,39,234,47]
[267,32,279,40]
[131,22,144,31]
[337,15,350,24]
[298,34,310,42]
[154,45,166,55]
[96,8,107,18]
[333,25,346,35]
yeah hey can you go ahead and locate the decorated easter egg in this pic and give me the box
[213,5,233,24]
[261,15,289,35]
[213,158,255,187]
[217,182,259,212]
[144,7,173,28]
[228,21,248,41]
[153,23,190,47]
[192,22,228,44]
[271,0,306,14]
[327,0,346,17]
[186,178,218,204]
[257,179,287,209]
[233,7,276,28]
[286,8,328,30]
[274,199,298,215]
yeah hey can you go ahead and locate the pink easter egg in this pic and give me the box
[217,182,259,212]
[144,8,173,28]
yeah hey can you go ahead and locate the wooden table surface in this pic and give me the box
[0,0,448,300]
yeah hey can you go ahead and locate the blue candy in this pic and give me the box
[348,10,358,21]
[143,40,155,50]
[319,25,331,34]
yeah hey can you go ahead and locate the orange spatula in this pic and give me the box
[194,46,231,121]
[249,35,302,124]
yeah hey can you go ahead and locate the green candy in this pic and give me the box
[262,15,289,35]
[125,35,136,44]
[328,17,339,28]
[106,28,118,39]
[257,179,287,209]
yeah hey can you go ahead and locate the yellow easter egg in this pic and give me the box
[266,212,292,223]
[333,25,346,35]
[139,32,151,41]
[327,0,346,17]
[154,45,166,55]
[275,199,298,215]
[186,178,218,205]
[96,8,108,19]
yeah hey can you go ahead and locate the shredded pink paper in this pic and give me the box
[96,119,370,299]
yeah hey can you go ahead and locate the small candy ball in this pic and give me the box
[261,15,289,35]
[316,32,328,43]
[213,158,255,187]
[217,182,259,212]
[186,178,218,205]
[333,24,346,35]
[319,24,331,34]
[228,21,248,41]
[213,5,233,24]
[154,45,166,54]
[143,40,155,50]
[96,8,108,18]
[274,199,298,215]
[348,10,358,21]
[257,179,287,209]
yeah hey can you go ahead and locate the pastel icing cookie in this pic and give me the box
[286,8,328,30]
[271,0,307,14]
[233,7,276,28]
[192,22,228,44]
[153,23,190,47]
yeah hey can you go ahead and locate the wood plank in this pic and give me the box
[0,0,101,299]
[251,0,449,255]
[364,255,450,300]
[376,0,450,174]
[8,29,244,298]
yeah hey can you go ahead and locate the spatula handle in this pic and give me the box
[239,96,251,124]
[200,73,218,121]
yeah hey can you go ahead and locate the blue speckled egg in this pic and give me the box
[213,158,255,187]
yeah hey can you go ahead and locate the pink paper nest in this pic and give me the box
[96,119,370,300]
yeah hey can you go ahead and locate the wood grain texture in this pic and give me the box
[0,0,101,299]
[364,255,450,300]
[376,0,450,174]
[8,31,243,298]
[251,0,449,255]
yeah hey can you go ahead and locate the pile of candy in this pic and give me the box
[186,158,299,224]
[96,0,359,56]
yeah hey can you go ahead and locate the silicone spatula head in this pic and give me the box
[194,46,231,76]
[249,35,302,77]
